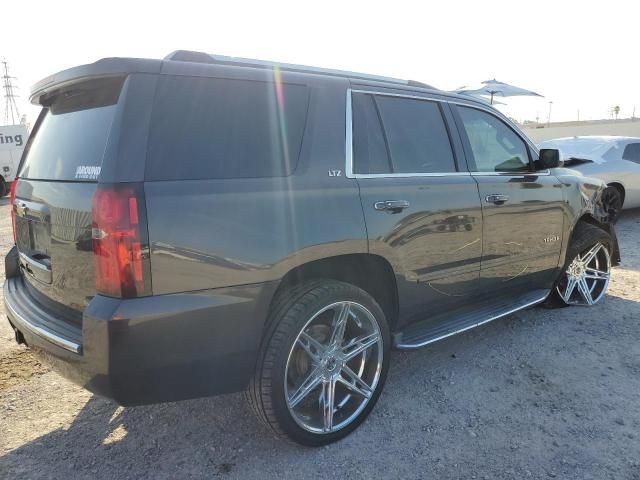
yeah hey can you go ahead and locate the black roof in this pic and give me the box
[30,50,489,109]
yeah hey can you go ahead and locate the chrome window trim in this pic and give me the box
[345,88,354,177]
[350,172,473,179]
[345,88,550,178]
[470,171,550,177]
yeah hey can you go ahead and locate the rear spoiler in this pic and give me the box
[30,57,162,105]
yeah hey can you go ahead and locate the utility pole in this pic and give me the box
[547,101,553,126]
[2,60,21,125]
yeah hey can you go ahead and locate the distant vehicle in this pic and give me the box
[538,136,640,220]
[0,124,28,197]
[4,51,620,446]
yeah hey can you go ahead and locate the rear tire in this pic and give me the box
[546,222,613,308]
[0,177,7,198]
[246,280,390,446]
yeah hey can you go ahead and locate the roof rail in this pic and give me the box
[164,50,435,89]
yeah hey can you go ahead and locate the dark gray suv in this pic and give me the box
[4,51,620,446]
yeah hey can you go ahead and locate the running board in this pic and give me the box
[394,289,550,350]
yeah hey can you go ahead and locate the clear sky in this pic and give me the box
[3,0,639,125]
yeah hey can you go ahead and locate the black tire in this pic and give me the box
[545,222,613,308]
[245,280,391,446]
[0,177,7,198]
[602,186,623,223]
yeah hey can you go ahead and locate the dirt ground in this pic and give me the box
[1,195,639,480]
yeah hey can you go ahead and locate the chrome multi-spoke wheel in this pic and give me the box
[247,280,389,446]
[557,241,611,306]
[285,301,383,434]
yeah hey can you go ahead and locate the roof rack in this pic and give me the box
[164,50,435,89]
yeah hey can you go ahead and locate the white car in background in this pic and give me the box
[0,124,28,197]
[538,136,640,220]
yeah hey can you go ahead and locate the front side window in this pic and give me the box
[457,106,530,173]
[352,93,456,174]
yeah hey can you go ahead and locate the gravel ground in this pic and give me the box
[1,195,639,480]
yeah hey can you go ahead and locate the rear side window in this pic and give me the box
[146,76,309,180]
[352,93,391,174]
[19,77,124,181]
[622,142,640,163]
[352,93,456,174]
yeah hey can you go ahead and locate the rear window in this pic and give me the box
[146,76,309,180]
[19,77,124,181]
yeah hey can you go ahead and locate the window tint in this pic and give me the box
[19,77,124,181]
[147,76,309,180]
[375,96,456,173]
[458,106,530,172]
[352,93,391,174]
[622,142,640,163]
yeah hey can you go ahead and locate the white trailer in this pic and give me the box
[0,124,28,196]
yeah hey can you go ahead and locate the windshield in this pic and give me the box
[540,138,616,163]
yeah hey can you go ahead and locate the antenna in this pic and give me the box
[2,60,21,125]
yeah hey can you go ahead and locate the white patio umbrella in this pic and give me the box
[455,79,542,105]
[470,95,507,106]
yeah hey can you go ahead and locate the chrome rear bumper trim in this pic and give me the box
[5,289,82,354]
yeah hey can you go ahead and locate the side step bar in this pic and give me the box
[394,289,550,350]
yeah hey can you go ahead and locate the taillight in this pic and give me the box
[91,184,150,298]
[10,180,18,244]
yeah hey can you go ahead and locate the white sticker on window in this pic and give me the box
[75,165,101,180]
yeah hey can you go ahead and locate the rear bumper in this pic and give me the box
[4,250,276,405]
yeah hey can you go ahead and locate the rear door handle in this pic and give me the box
[374,200,410,213]
[485,194,509,205]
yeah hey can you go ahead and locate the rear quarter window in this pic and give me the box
[146,76,309,180]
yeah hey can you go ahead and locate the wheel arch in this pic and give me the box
[607,182,626,205]
[567,214,620,266]
[269,254,400,332]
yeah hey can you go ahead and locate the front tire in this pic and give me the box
[246,280,390,446]
[546,223,613,308]
[602,186,623,223]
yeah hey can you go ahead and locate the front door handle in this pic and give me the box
[485,194,509,205]
[374,200,410,213]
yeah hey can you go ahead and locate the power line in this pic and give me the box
[2,60,21,125]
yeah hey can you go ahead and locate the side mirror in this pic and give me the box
[536,148,561,170]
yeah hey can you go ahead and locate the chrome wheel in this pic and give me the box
[557,242,611,306]
[284,301,383,434]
